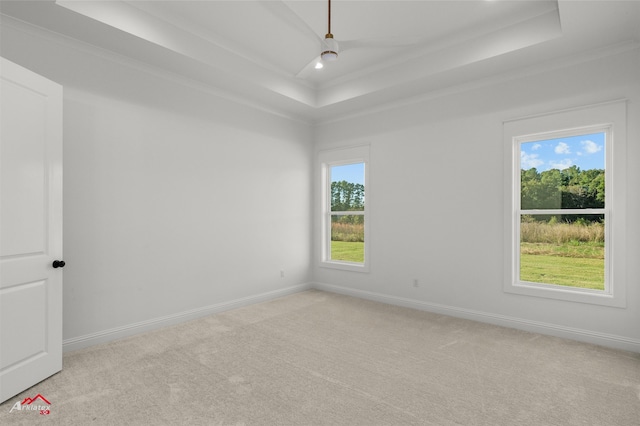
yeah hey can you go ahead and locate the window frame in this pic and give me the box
[503,101,627,307]
[319,145,370,273]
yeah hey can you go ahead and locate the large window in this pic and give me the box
[517,129,608,291]
[319,146,369,272]
[504,101,626,307]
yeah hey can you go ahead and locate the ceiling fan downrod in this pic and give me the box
[327,0,332,35]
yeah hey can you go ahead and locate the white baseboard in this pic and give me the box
[63,283,313,352]
[312,282,640,353]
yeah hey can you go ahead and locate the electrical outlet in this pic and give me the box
[280,270,285,278]
[413,279,419,288]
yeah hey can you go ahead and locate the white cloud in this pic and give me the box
[554,142,570,154]
[521,151,544,169]
[549,159,573,170]
[581,139,602,154]
[531,143,542,151]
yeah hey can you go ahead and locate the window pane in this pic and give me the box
[520,132,605,209]
[330,163,365,212]
[330,214,364,263]
[519,214,604,290]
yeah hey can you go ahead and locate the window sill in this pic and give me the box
[320,260,369,273]
[505,281,625,308]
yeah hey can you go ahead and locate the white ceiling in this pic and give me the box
[1,1,639,123]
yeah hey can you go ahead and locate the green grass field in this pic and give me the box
[520,242,604,290]
[330,229,605,290]
[331,241,364,263]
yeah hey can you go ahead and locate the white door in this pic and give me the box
[0,57,63,403]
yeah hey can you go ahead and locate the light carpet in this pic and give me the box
[1,290,639,425]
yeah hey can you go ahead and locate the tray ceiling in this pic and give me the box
[1,1,638,123]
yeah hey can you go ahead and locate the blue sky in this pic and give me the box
[331,163,365,185]
[520,132,605,172]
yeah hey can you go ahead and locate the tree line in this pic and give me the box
[331,181,364,211]
[521,165,604,222]
[331,167,605,224]
[331,181,364,225]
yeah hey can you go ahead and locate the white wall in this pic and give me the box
[3,16,639,353]
[313,48,640,352]
[1,21,313,350]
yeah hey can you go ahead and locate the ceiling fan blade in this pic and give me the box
[295,55,323,79]
[340,36,424,52]
[260,1,322,44]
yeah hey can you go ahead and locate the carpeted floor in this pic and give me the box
[1,289,639,425]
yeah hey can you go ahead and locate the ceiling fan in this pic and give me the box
[262,0,422,79]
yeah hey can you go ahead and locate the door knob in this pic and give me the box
[52,260,65,268]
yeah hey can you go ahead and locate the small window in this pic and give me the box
[504,101,626,307]
[319,146,369,272]
[330,164,365,263]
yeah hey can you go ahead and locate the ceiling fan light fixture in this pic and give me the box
[321,33,339,61]
[321,51,338,61]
